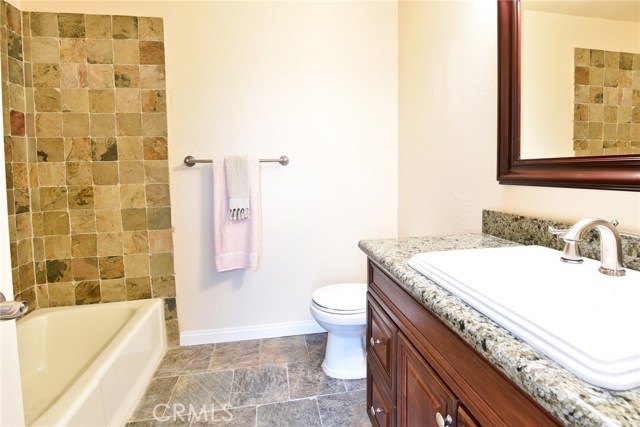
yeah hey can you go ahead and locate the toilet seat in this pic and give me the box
[311,283,366,315]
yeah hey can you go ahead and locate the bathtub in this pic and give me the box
[17,299,167,426]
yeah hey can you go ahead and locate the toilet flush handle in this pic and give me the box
[370,337,384,347]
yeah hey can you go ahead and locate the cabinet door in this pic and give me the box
[397,332,456,427]
[456,402,481,427]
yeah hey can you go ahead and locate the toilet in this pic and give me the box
[310,283,367,379]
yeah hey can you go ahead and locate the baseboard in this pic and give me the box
[179,320,325,346]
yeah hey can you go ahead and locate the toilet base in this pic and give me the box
[321,332,366,379]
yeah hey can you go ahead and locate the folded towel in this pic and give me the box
[212,157,261,272]
[225,156,250,220]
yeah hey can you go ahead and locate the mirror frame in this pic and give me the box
[497,0,640,192]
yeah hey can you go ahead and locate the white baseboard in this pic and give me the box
[179,320,325,346]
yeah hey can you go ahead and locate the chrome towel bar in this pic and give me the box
[184,155,290,167]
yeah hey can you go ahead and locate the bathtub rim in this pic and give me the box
[18,298,167,426]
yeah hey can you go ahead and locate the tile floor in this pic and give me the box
[127,333,370,427]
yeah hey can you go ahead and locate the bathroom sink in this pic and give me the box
[408,245,640,391]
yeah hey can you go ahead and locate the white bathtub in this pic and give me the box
[17,299,167,426]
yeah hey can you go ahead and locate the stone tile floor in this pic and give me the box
[127,333,370,426]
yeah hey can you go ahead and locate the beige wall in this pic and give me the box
[21,1,399,339]
[398,0,640,238]
[521,10,640,158]
[399,0,500,236]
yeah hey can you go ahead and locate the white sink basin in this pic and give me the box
[408,245,640,391]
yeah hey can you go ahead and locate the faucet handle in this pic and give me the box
[548,226,583,263]
[548,226,567,237]
[560,241,583,263]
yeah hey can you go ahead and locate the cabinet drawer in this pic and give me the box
[367,354,395,427]
[367,295,396,385]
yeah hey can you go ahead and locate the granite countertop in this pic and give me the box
[358,234,640,427]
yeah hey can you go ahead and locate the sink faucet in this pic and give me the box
[549,218,625,276]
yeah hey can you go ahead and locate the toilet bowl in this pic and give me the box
[310,283,367,379]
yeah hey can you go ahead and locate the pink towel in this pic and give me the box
[212,157,260,271]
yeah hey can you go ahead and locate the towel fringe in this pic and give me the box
[229,208,250,221]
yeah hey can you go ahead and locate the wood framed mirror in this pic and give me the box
[497,0,640,192]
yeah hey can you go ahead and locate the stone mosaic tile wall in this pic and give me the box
[573,48,640,156]
[1,0,177,332]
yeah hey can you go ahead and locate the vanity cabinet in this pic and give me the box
[366,260,561,427]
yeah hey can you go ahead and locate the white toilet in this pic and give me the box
[310,283,367,379]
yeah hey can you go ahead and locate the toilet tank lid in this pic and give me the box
[312,283,367,312]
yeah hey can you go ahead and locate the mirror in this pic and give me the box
[497,0,640,191]
[521,0,640,159]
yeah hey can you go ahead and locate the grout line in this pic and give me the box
[315,396,324,427]
[285,361,292,401]
[252,405,258,427]
[160,376,180,420]
[228,368,236,410]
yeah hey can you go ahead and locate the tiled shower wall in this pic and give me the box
[573,47,640,156]
[1,0,177,334]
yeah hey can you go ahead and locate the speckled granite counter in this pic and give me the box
[358,234,640,427]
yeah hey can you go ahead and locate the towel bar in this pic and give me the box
[184,155,290,167]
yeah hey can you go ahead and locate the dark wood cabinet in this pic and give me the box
[367,295,397,426]
[398,332,456,427]
[367,359,395,427]
[368,297,396,387]
[456,404,480,427]
[366,260,561,427]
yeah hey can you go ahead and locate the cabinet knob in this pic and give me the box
[435,412,453,427]
[370,406,383,417]
[370,337,384,347]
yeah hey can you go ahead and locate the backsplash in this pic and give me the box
[1,0,177,338]
[482,210,640,272]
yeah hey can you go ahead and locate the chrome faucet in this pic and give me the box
[549,218,625,276]
[0,292,28,320]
